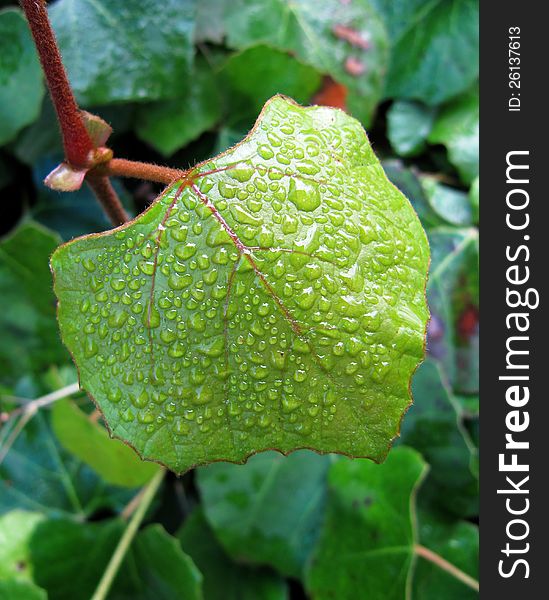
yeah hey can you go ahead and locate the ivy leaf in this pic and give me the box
[18,519,202,600]
[0,9,44,145]
[179,508,289,599]
[427,227,478,395]
[0,579,47,600]
[222,0,389,126]
[0,411,133,518]
[51,96,429,473]
[51,398,160,488]
[400,360,478,517]
[304,446,428,599]
[421,180,473,227]
[374,0,479,105]
[414,510,479,599]
[136,58,222,157]
[49,0,195,105]
[0,223,68,387]
[196,450,330,577]
[0,510,45,582]
[387,101,435,157]
[220,46,322,122]
[428,88,479,184]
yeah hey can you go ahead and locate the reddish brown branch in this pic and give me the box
[86,174,129,226]
[94,159,187,185]
[20,0,94,168]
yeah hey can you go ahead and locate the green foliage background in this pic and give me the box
[0,0,478,598]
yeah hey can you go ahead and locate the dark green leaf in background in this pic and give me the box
[374,0,479,105]
[414,510,478,599]
[387,101,435,157]
[0,9,44,146]
[49,0,196,106]
[422,179,473,227]
[305,447,427,600]
[0,223,68,387]
[222,0,389,126]
[400,360,478,517]
[0,411,132,518]
[428,87,479,184]
[136,58,222,157]
[197,451,329,578]
[179,508,289,600]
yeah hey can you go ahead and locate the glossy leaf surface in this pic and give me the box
[51,96,429,473]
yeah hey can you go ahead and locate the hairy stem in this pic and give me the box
[20,0,94,168]
[86,173,130,226]
[415,544,479,591]
[95,159,187,185]
[91,469,165,600]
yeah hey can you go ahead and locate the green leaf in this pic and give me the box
[374,0,479,105]
[382,160,443,229]
[0,511,45,582]
[136,58,222,156]
[51,398,160,487]
[0,580,47,600]
[414,511,479,599]
[305,446,428,600]
[18,518,202,600]
[49,0,195,105]
[469,177,479,224]
[179,508,289,600]
[0,411,132,518]
[387,101,435,157]
[0,223,69,387]
[428,87,479,184]
[51,96,430,473]
[401,360,478,516]
[0,9,44,145]
[197,450,329,578]
[427,227,478,395]
[222,0,389,126]
[221,46,321,121]
[422,179,473,227]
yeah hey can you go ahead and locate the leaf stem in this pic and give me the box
[94,158,187,185]
[91,469,165,600]
[0,382,80,465]
[86,173,129,225]
[415,544,479,592]
[19,0,94,168]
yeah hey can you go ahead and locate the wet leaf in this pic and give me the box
[51,398,160,488]
[51,96,429,473]
[0,9,44,145]
[0,223,68,387]
[179,508,289,599]
[305,446,427,599]
[197,450,329,577]
[49,0,195,105]
[221,0,389,126]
